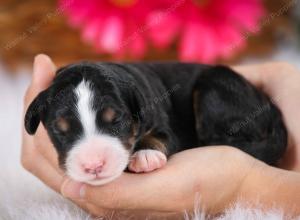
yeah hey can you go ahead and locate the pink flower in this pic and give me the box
[59,0,265,62]
[60,0,151,58]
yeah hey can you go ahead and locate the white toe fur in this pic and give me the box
[128,149,167,173]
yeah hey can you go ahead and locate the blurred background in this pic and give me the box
[0,1,299,162]
[1,0,300,70]
[0,1,300,219]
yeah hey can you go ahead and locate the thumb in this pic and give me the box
[61,178,109,216]
[32,54,56,90]
[60,175,132,209]
[24,54,56,106]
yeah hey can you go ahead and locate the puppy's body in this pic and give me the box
[25,62,287,185]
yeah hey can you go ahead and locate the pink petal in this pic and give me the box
[222,0,266,32]
[81,18,102,44]
[217,24,246,59]
[59,0,266,61]
[128,32,146,58]
[147,11,180,49]
[179,22,218,63]
[60,0,95,28]
[98,16,124,53]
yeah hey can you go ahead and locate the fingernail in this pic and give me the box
[61,179,86,200]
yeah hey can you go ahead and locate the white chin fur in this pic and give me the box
[65,134,130,185]
[84,173,123,186]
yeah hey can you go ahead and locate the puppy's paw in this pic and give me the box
[128,149,167,173]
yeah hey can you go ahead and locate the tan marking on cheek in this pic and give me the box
[56,117,69,132]
[122,136,136,151]
[193,90,199,113]
[132,122,138,136]
[102,107,116,122]
[122,122,138,150]
[139,133,168,155]
[193,90,202,131]
[127,136,136,147]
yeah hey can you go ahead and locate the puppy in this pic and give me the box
[24,62,287,185]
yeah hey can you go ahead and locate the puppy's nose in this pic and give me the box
[83,162,104,175]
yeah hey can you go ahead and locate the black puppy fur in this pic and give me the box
[25,62,287,166]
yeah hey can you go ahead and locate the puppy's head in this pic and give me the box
[24,63,147,185]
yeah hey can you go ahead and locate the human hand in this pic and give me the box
[22,57,300,218]
[22,55,262,217]
[61,146,262,216]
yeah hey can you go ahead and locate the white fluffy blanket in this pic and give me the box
[1,53,300,219]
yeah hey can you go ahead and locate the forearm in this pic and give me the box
[240,164,300,216]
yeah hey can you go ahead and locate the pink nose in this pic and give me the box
[83,162,104,175]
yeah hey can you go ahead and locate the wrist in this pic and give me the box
[219,157,266,211]
[237,161,273,203]
[193,147,265,214]
[237,161,300,215]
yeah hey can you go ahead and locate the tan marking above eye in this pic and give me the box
[102,107,116,123]
[56,117,69,132]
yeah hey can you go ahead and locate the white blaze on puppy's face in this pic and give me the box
[65,80,129,185]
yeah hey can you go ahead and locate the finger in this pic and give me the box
[60,177,107,215]
[61,178,109,216]
[60,174,152,210]
[233,62,299,94]
[34,125,60,170]
[31,54,56,89]
[24,54,56,107]
[60,169,180,212]
[22,148,64,192]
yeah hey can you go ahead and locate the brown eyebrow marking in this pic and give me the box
[56,117,69,132]
[102,107,116,123]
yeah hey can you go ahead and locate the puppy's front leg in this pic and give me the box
[128,132,168,173]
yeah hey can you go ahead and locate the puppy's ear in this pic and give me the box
[24,90,49,135]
